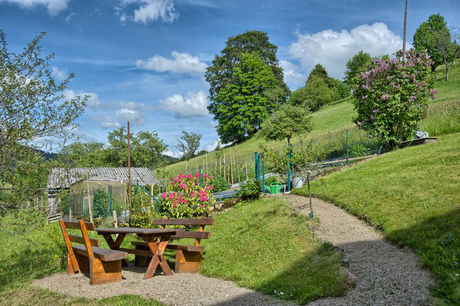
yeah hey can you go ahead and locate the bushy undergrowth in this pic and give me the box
[0,210,66,291]
[200,197,349,304]
[294,133,460,304]
[236,179,260,201]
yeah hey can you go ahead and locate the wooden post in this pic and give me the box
[113,210,118,228]
[236,152,240,183]
[219,157,222,176]
[245,161,248,181]
[205,154,208,174]
[87,172,93,222]
[127,121,132,226]
[223,154,226,181]
[69,207,72,222]
[231,152,234,185]
[151,184,154,204]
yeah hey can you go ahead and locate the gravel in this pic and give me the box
[285,194,433,305]
[33,194,433,305]
[32,266,294,306]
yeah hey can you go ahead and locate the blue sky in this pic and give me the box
[1,0,459,157]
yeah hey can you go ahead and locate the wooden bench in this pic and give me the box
[59,219,128,285]
[131,218,213,273]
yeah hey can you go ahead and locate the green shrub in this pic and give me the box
[211,175,230,192]
[0,210,66,291]
[130,192,160,228]
[236,179,260,201]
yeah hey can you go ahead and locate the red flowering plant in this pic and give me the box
[159,173,215,218]
[351,49,437,150]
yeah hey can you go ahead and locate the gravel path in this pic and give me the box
[32,266,294,306]
[284,194,433,305]
[33,194,433,305]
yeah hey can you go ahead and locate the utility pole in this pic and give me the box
[127,121,132,226]
[402,0,408,63]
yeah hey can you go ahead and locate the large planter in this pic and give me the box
[292,177,304,189]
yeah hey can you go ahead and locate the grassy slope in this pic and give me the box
[162,60,460,178]
[294,132,460,304]
[200,196,348,304]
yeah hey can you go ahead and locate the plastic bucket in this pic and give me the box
[292,177,304,189]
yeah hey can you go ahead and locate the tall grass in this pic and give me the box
[421,100,460,136]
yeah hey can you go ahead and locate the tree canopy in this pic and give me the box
[176,130,202,160]
[413,14,457,72]
[206,31,288,143]
[344,51,372,85]
[261,103,312,145]
[211,52,282,144]
[0,30,87,209]
[60,128,168,169]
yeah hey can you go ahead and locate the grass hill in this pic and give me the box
[161,59,460,179]
[294,132,460,304]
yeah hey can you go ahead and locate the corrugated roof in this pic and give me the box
[47,167,160,189]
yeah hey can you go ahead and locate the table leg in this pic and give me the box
[101,233,128,266]
[141,234,173,279]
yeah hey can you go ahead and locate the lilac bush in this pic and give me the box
[352,49,437,149]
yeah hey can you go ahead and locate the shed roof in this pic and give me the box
[47,167,160,189]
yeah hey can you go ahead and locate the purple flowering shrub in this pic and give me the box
[159,173,215,218]
[351,49,437,149]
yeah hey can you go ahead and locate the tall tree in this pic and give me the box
[344,51,372,85]
[0,30,87,209]
[413,14,455,72]
[132,131,168,168]
[176,131,201,160]
[211,52,281,143]
[205,31,289,103]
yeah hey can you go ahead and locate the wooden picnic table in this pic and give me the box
[96,227,177,279]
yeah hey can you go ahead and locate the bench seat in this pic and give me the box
[73,245,128,262]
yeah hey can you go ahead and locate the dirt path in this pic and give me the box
[284,194,433,305]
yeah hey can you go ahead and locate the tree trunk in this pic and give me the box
[445,64,449,81]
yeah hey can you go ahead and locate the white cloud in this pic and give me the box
[164,149,181,158]
[289,22,403,78]
[158,91,208,118]
[116,101,147,124]
[0,0,69,15]
[136,51,207,76]
[98,116,121,129]
[279,60,305,87]
[51,66,67,81]
[63,89,100,107]
[117,0,178,24]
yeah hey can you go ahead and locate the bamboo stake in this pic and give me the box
[236,152,240,183]
[205,153,208,174]
[151,184,154,204]
[219,157,222,176]
[86,172,93,222]
[231,152,234,184]
[245,161,248,181]
[223,154,226,181]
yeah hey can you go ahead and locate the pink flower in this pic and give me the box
[202,173,207,178]
[195,173,200,178]
[184,199,188,205]
[174,200,178,205]
[187,173,192,179]
[210,176,213,180]
[200,205,204,208]
[161,192,167,199]
[173,177,178,182]
[169,193,176,200]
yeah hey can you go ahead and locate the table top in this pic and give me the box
[96,227,177,235]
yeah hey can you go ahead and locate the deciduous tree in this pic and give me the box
[0,30,87,209]
[176,131,201,160]
[344,51,372,85]
[211,52,281,143]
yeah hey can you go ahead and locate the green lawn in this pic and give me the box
[200,196,349,304]
[294,132,460,304]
